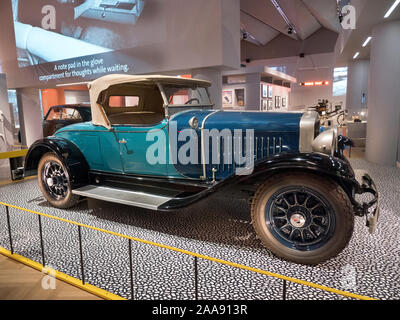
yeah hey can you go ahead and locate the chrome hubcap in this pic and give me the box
[290,213,306,228]
[47,177,54,187]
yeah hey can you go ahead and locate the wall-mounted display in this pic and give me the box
[222,90,233,109]
[268,99,273,111]
[268,85,273,98]
[262,84,268,98]
[235,88,245,107]
[261,99,268,111]
[227,75,246,84]
[275,96,281,109]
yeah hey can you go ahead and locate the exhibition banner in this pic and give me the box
[0,0,239,88]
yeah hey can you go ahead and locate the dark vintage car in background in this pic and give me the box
[42,104,91,137]
[25,75,379,265]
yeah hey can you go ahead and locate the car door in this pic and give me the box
[114,120,169,176]
[107,93,169,177]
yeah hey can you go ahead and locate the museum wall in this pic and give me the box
[346,59,370,117]
[17,88,43,147]
[40,85,89,115]
[0,0,240,89]
[366,19,400,166]
[246,53,335,110]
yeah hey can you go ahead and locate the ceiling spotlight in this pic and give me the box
[362,36,372,47]
[271,0,297,36]
[353,52,360,59]
[384,0,400,18]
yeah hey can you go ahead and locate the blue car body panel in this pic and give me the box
[170,110,303,180]
[55,110,303,182]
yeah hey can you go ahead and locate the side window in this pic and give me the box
[109,96,140,108]
[46,108,62,120]
[62,108,83,121]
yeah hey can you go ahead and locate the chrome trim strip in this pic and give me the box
[255,137,258,160]
[273,137,276,155]
[261,137,264,158]
[200,110,221,180]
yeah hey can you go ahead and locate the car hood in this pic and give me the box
[172,110,303,133]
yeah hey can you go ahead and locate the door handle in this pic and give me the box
[119,138,127,144]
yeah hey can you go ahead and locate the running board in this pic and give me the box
[72,185,179,210]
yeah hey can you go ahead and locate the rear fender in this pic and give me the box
[24,137,89,188]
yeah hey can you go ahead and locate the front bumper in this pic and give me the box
[354,174,380,234]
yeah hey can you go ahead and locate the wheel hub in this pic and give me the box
[47,177,54,187]
[290,213,306,228]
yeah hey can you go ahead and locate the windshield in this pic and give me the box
[162,84,212,106]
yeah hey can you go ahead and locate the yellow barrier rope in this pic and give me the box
[0,149,28,160]
[0,201,377,300]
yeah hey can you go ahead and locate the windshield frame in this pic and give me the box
[157,82,214,116]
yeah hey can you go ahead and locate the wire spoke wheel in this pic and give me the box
[38,153,79,208]
[42,161,69,200]
[265,187,335,251]
[251,173,354,265]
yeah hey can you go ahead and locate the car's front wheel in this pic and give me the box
[251,172,354,265]
[38,153,79,209]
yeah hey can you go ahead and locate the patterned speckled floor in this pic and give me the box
[0,159,399,300]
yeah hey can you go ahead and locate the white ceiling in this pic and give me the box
[241,0,400,65]
[336,0,400,65]
[240,0,341,44]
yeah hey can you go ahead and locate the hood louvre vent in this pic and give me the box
[255,136,283,161]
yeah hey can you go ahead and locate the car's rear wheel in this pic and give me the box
[251,172,354,265]
[38,153,79,209]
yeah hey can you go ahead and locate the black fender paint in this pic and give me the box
[160,153,360,211]
[24,137,89,188]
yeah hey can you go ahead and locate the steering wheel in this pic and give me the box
[185,98,200,105]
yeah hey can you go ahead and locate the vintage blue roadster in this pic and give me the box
[24,74,379,264]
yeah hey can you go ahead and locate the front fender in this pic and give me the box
[24,137,89,188]
[237,152,359,197]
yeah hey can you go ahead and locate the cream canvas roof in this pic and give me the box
[87,74,211,129]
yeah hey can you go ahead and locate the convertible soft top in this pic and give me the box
[87,74,211,128]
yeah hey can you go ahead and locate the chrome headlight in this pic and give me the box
[188,116,199,129]
[312,128,337,156]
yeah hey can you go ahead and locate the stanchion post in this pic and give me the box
[194,256,199,300]
[78,225,85,285]
[5,206,14,254]
[38,214,46,266]
[282,279,287,300]
[128,239,134,300]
